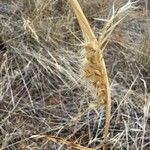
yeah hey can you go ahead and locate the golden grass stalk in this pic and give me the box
[68,0,133,149]
[68,0,111,149]
[31,134,95,150]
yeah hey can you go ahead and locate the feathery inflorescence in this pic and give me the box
[68,0,135,149]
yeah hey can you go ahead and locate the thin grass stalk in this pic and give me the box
[31,134,95,150]
[68,0,111,149]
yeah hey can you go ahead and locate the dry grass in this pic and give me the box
[30,134,95,150]
[0,0,150,150]
[68,0,111,149]
[68,0,139,149]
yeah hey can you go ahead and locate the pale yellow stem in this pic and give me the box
[68,0,111,149]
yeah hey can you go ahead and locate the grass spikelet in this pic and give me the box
[68,0,134,149]
[68,0,111,149]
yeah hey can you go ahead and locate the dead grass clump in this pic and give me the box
[68,0,138,149]
[0,0,150,150]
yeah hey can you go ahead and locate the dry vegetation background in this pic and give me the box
[0,0,150,149]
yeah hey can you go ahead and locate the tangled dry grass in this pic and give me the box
[0,0,150,149]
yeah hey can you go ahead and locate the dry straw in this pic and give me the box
[31,134,95,150]
[27,1,134,149]
[68,0,134,149]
